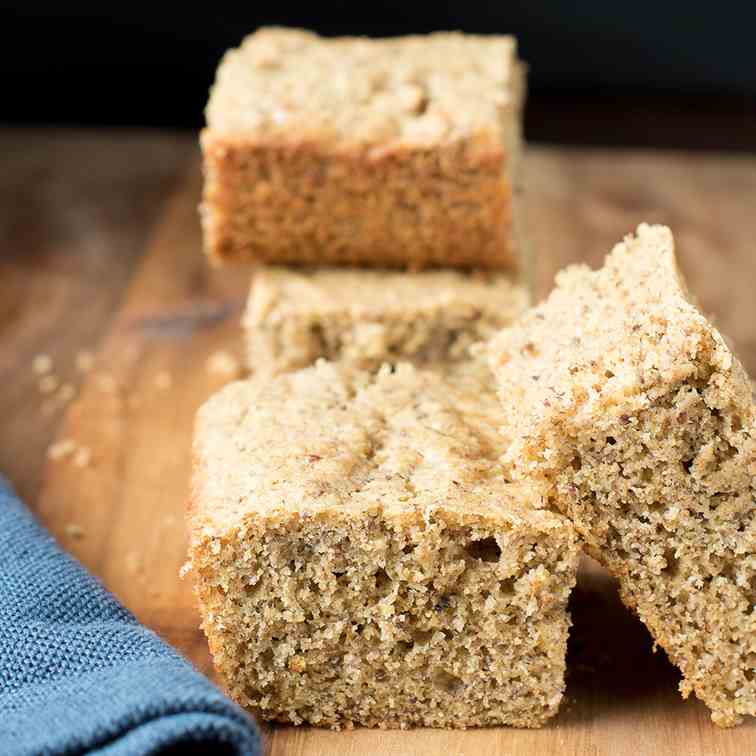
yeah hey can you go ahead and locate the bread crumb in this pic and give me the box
[206,350,241,378]
[125,551,143,575]
[64,523,84,539]
[154,371,173,390]
[73,446,92,468]
[33,354,53,375]
[76,350,95,373]
[58,383,77,404]
[38,375,60,394]
[95,373,118,393]
[48,439,77,460]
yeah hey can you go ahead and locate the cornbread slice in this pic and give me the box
[202,27,525,269]
[488,224,756,727]
[188,361,578,729]
[243,267,530,374]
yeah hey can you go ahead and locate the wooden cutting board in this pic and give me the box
[35,147,756,755]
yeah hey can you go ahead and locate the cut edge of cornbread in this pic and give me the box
[488,223,756,727]
[242,267,530,374]
[187,361,579,729]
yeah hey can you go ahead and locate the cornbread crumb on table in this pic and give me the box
[33,354,53,375]
[47,439,77,461]
[58,383,76,404]
[202,27,525,270]
[489,224,756,727]
[75,350,95,373]
[73,446,92,468]
[64,523,84,539]
[206,350,242,378]
[188,361,578,729]
[243,267,529,374]
[47,438,93,468]
[38,375,59,395]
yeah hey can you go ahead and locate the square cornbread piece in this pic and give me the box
[188,361,578,729]
[489,224,756,727]
[202,27,524,269]
[243,267,529,374]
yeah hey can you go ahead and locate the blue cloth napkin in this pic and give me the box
[0,478,261,756]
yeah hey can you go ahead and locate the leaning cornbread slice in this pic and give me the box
[488,224,756,727]
[243,267,529,374]
[187,361,578,729]
[201,27,525,269]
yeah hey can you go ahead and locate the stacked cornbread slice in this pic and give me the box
[201,28,524,270]
[201,27,530,372]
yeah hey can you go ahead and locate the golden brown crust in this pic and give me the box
[190,361,565,534]
[206,28,518,146]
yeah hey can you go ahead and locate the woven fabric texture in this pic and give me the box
[0,478,260,756]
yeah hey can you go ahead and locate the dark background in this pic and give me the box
[2,3,756,149]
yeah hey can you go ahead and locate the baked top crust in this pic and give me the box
[489,223,751,460]
[206,27,519,149]
[191,361,567,538]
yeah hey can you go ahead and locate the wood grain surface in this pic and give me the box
[5,132,756,754]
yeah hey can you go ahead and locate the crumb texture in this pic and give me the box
[243,267,529,374]
[489,223,756,727]
[189,361,578,729]
[201,28,524,269]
